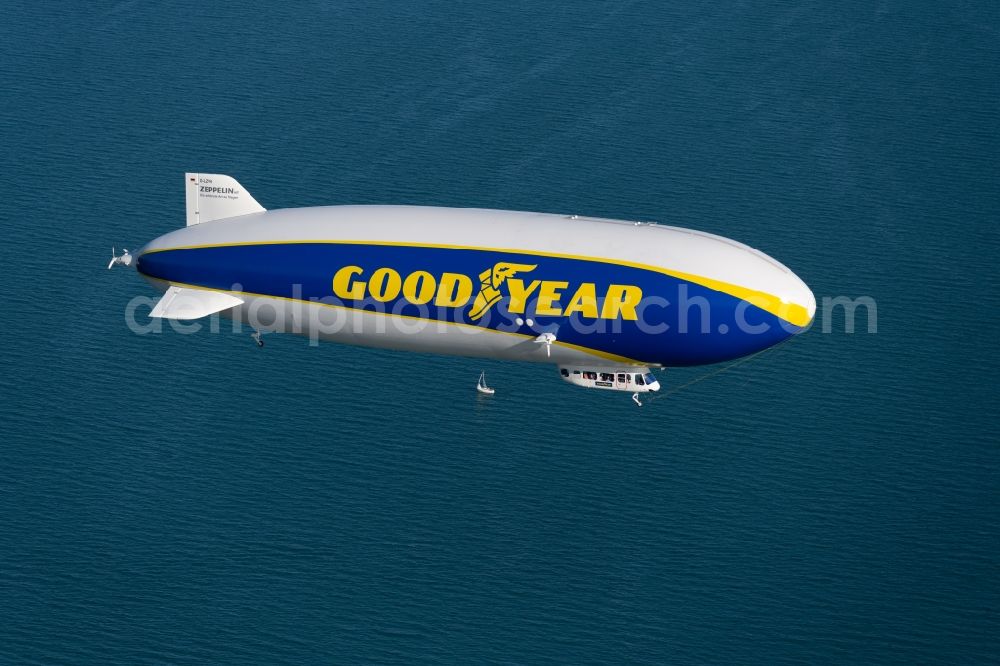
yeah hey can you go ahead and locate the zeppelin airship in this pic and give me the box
[109,173,815,405]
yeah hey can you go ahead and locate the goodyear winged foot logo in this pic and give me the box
[469,262,537,321]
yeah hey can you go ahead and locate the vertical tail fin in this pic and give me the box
[185,173,265,226]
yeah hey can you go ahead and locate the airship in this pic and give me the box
[109,173,815,405]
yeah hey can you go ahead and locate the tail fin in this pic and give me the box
[185,173,265,226]
[150,285,245,319]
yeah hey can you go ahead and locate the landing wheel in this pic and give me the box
[632,392,642,407]
[252,331,264,348]
[256,338,264,348]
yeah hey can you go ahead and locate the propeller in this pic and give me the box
[108,247,133,269]
[534,332,556,358]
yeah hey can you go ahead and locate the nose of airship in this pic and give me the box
[737,240,815,333]
[685,244,816,365]
[706,260,814,366]
[780,268,816,332]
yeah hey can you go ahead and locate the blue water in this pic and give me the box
[1,1,998,663]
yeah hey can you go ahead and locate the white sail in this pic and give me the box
[476,371,494,395]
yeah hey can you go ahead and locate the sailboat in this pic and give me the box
[476,371,495,395]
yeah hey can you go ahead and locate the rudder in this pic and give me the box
[185,173,265,226]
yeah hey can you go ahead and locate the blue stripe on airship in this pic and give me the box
[137,242,800,366]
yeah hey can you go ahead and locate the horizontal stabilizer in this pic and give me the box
[150,286,244,320]
[186,173,265,226]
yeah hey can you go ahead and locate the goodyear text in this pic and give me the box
[332,263,643,320]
